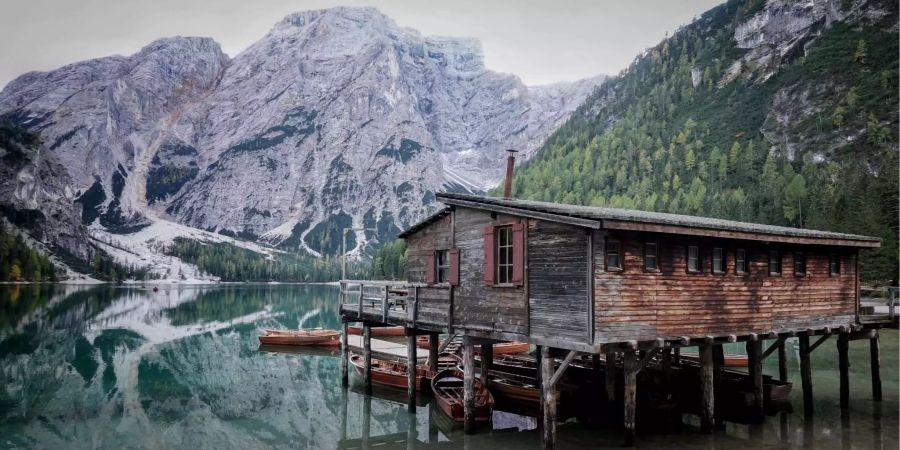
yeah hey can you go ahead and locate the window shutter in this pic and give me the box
[512,222,525,286]
[449,248,460,286]
[425,252,435,285]
[483,226,494,285]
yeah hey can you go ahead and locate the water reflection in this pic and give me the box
[0,284,897,449]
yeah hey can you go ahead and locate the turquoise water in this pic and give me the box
[0,284,896,449]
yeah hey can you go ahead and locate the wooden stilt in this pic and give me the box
[623,350,637,446]
[536,345,543,427]
[463,341,476,434]
[362,394,372,449]
[481,343,493,387]
[340,388,349,442]
[838,331,849,410]
[777,338,788,382]
[747,339,764,420]
[407,331,417,413]
[699,343,714,433]
[661,348,672,387]
[407,406,418,450]
[799,334,813,417]
[605,352,617,404]
[871,330,882,401]
[592,354,602,386]
[711,344,724,429]
[541,346,557,450]
[363,324,373,394]
[340,319,349,387]
[428,402,438,444]
[673,347,681,364]
[428,333,439,371]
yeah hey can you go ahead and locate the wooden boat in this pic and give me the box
[431,368,494,422]
[349,354,430,390]
[489,372,540,403]
[764,378,793,403]
[258,329,341,346]
[679,351,748,367]
[348,325,406,337]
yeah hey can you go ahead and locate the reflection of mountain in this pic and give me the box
[0,284,425,449]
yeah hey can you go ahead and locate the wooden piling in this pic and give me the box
[711,344,724,429]
[838,331,849,410]
[541,346,557,450]
[340,319,349,387]
[623,350,637,446]
[777,338,788,382]
[799,334,813,416]
[463,341,476,434]
[592,354,602,386]
[428,333,439,371]
[605,352,617,404]
[747,339,764,420]
[673,347,680,364]
[481,343,493,387]
[536,345,544,426]
[407,331,417,413]
[661,348,672,386]
[871,330,882,401]
[363,324,373,394]
[699,343,714,433]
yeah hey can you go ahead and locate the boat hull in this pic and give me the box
[431,369,493,423]
[349,354,428,390]
[258,330,340,346]
[348,325,406,337]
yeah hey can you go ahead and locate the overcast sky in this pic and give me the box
[0,0,724,89]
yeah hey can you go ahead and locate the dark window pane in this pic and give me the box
[712,247,724,273]
[794,252,806,275]
[769,250,780,275]
[645,242,658,270]
[830,254,840,274]
[687,246,699,272]
[736,249,746,273]
[606,241,621,269]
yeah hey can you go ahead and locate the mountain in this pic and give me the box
[0,7,604,271]
[502,0,898,283]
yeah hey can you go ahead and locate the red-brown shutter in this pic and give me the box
[449,248,460,286]
[483,226,495,285]
[425,252,435,285]
[512,222,525,285]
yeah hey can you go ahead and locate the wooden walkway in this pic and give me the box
[346,335,429,362]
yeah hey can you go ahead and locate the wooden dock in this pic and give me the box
[346,334,429,362]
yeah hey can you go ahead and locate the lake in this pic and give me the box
[0,284,896,449]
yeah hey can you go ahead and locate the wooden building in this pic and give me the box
[340,192,888,448]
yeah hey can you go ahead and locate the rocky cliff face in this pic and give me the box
[0,7,603,259]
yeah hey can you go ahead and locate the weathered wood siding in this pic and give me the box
[415,287,451,326]
[594,231,858,343]
[406,214,452,284]
[528,220,591,342]
[453,208,528,334]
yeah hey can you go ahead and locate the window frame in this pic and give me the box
[644,242,659,272]
[768,250,781,276]
[435,249,451,284]
[735,248,747,275]
[794,251,807,277]
[829,253,841,276]
[712,247,725,274]
[606,240,622,271]
[686,245,701,273]
[495,225,514,285]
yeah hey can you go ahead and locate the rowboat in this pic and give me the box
[348,325,406,337]
[349,354,430,390]
[488,372,540,403]
[679,351,748,367]
[431,368,494,422]
[764,378,793,403]
[258,329,341,346]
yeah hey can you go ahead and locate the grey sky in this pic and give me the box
[0,0,724,89]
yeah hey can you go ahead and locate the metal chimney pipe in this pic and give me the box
[503,149,518,199]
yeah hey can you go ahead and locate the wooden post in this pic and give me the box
[623,350,637,446]
[463,341,476,434]
[699,343,715,433]
[673,347,681,364]
[340,319,349,387]
[536,345,544,426]
[362,393,372,449]
[838,331,850,410]
[340,387,348,442]
[363,324,373,394]
[592,354,602,386]
[661,348,672,387]
[428,333,439,372]
[799,334,813,417]
[871,330,882,401]
[481,343,493,387]
[541,346,557,450]
[747,340,764,420]
[778,338,788,382]
[605,352,617,404]
[407,331,417,413]
[711,344,724,429]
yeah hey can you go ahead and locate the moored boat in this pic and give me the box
[431,368,494,422]
[258,329,341,346]
[679,351,748,367]
[349,354,430,390]
[348,325,406,337]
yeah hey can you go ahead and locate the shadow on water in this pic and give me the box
[0,284,897,449]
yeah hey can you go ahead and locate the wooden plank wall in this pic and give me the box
[594,230,858,343]
[528,220,591,342]
[416,287,451,326]
[406,214,452,284]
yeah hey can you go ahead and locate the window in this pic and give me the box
[606,240,622,270]
[435,250,450,283]
[686,245,700,273]
[794,252,806,276]
[644,242,659,271]
[830,254,841,275]
[712,247,725,273]
[496,226,513,284]
[735,248,747,274]
[769,250,781,275]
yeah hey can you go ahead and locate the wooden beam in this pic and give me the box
[605,352,617,403]
[871,330,882,401]
[778,338,788,382]
[428,333,439,371]
[407,332,417,413]
[699,343,715,433]
[440,197,603,230]
[747,340,764,421]
[838,332,850,410]
[340,319,349,387]
[623,350,638,446]
[548,350,578,388]
[807,334,831,354]
[799,335,813,417]
[363,324,373,394]
[439,333,459,353]
[481,343,493,388]
[463,342,476,434]
[541,346,557,449]
[636,348,659,373]
[761,336,786,360]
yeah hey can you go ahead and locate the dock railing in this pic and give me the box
[340,280,451,327]
[859,286,898,325]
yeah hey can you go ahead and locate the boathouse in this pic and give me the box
[339,191,889,448]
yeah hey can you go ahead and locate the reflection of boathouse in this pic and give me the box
[340,189,892,447]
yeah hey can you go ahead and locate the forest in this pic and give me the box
[0,222,57,282]
[496,0,898,284]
